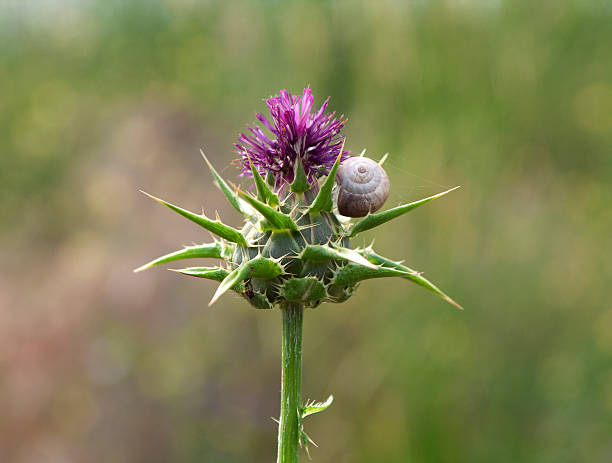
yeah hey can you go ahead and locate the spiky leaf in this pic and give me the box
[300,244,377,269]
[280,277,327,303]
[290,156,310,194]
[245,256,285,279]
[333,263,415,286]
[266,171,276,188]
[172,266,246,293]
[209,256,284,306]
[326,282,357,303]
[141,191,247,245]
[247,154,279,206]
[349,186,460,237]
[209,263,249,306]
[134,242,230,273]
[358,249,463,309]
[200,151,246,215]
[237,190,298,231]
[172,266,229,281]
[307,148,344,214]
[243,290,273,309]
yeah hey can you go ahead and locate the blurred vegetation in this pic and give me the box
[1,1,611,462]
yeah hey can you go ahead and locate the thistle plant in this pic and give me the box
[135,87,461,462]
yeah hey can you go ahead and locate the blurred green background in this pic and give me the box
[1,1,611,462]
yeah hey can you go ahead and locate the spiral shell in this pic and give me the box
[335,156,390,217]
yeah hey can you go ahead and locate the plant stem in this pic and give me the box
[277,302,303,463]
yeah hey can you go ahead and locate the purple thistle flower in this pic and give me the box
[235,87,349,190]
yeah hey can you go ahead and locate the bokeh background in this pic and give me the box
[2,1,612,462]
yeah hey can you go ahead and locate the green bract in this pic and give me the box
[136,151,462,311]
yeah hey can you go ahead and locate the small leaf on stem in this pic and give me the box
[302,395,334,419]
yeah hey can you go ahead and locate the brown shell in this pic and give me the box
[335,157,390,217]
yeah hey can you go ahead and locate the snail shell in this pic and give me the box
[335,156,390,217]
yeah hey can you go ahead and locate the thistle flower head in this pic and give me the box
[235,87,349,190]
[137,88,461,311]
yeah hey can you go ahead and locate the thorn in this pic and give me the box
[209,286,224,306]
[289,202,301,216]
[296,227,310,245]
[359,148,366,157]
[297,223,318,231]
[278,195,292,209]
[446,296,464,311]
[139,190,165,205]
[200,148,218,178]
[276,252,292,261]
[378,152,389,165]
[215,210,221,222]
[133,264,149,273]
[338,138,346,158]
[271,416,280,424]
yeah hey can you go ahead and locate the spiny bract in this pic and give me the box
[135,88,461,311]
[135,151,461,310]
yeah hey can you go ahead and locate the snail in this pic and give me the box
[335,156,390,217]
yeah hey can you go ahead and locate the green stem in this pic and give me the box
[277,302,304,463]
